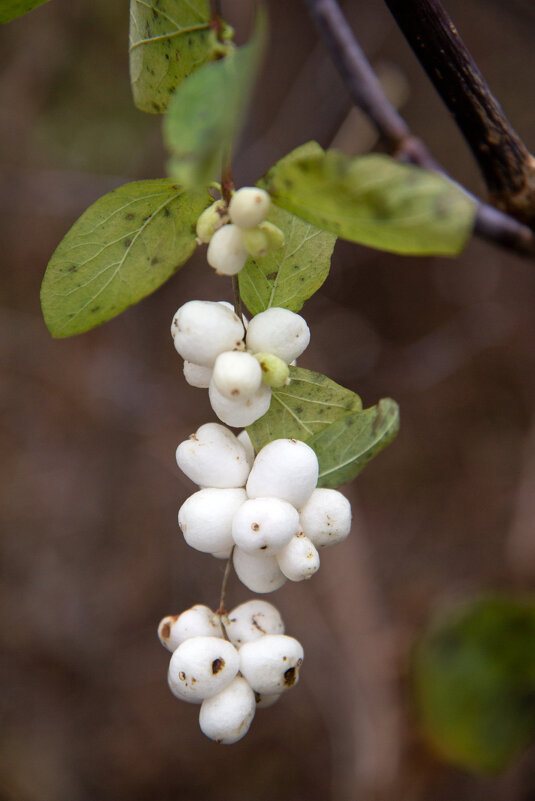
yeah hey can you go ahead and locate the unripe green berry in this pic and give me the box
[254,352,290,388]
[196,200,229,244]
[241,227,270,258]
[241,222,285,258]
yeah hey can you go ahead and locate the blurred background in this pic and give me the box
[2,0,535,799]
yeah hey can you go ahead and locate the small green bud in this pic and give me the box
[254,352,290,388]
[196,200,229,244]
[242,222,285,259]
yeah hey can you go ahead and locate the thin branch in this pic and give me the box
[384,0,535,224]
[303,0,535,257]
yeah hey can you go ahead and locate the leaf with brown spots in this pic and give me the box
[129,0,233,114]
[239,203,336,315]
[41,178,210,337]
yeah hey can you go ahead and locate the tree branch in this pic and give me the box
[303,0,535,257]
[384,0,535,225]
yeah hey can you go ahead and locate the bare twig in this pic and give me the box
[303,0,535,257]
[384,0,535,224]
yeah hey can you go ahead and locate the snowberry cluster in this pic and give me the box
[158,600,303,743]
[171,300,310,427]
[196,186,284,274]
[161,186,353,744]
[176,422,352,592]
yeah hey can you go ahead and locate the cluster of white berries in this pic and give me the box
[161,186,353,744]
[171,301,310,427]
[196,186,284,274]
[158,600,303,743]
[176,422,352,591]
[171,186,311,427]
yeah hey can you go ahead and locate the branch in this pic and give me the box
[303,0,535,258]
[384,0,535,225]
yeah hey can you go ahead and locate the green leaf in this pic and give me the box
[413,597,535,774]
[309,398,400,488]
[164,8,266,188]
[129,0,231,114]
[0,0,50,22]
[247,366,362,453]
[238,204,336,316]
[264,146,476,256]
[41,179,209,338]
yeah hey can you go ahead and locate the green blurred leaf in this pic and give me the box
[238,204,336,316]
[309,398,400,488]
[41,179,210,337]
[129,0,231,114]
[0,0,50,22]
[164,8,266,187]
[247,366,362,453]
[413,597,535,773]
[264,146,476,256]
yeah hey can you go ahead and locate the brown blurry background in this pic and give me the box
[2,1,535,799]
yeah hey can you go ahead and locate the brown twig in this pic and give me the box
[303,0,535,257]
[384,0,535,225]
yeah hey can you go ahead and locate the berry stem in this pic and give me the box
[216,546,234,617]
[232,275,243,320]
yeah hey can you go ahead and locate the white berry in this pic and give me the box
[178,488,246,553]
[158,606,223,652]
[228,187,271,229]
[232,547,287,594]
[183,361,213,389]
[208,379,271,428]
[212,351,263,400]
[239,634,304,694]
[225,600,285,648]
[276,532,320,581]
[300,488,352,548]
[168,636,239,703]
[199,676,256,744]
[246,308,310,364]
[176,423,250,488]
[246,439,319,509]
[255,692,281,709]
[231,497,299,555]
[171,300,244,366]
[207,224,248,275]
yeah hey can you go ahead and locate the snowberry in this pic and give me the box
[207,224,248,275]
[199,676,256,744]
[246,308,310,364]
[211,546,233,559]
[196,200,229,244]
[228,187,271,229]
[171,301,244,366]
[212,351,262,400]
[208,378,271,427]
[168,636,239,703]
[276,532,320,581]
[239,634,304,694]
[233,547,287,594]
[178,488,246,553]
[255,352,290,388]
[246,439,319,509]
[183,360,213,389]
[231,497,299,555]
[237,430,255,468]
[158,605,223,652]
[300,488,352,548]
[176,422,250,488]
[225,599,285,648]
